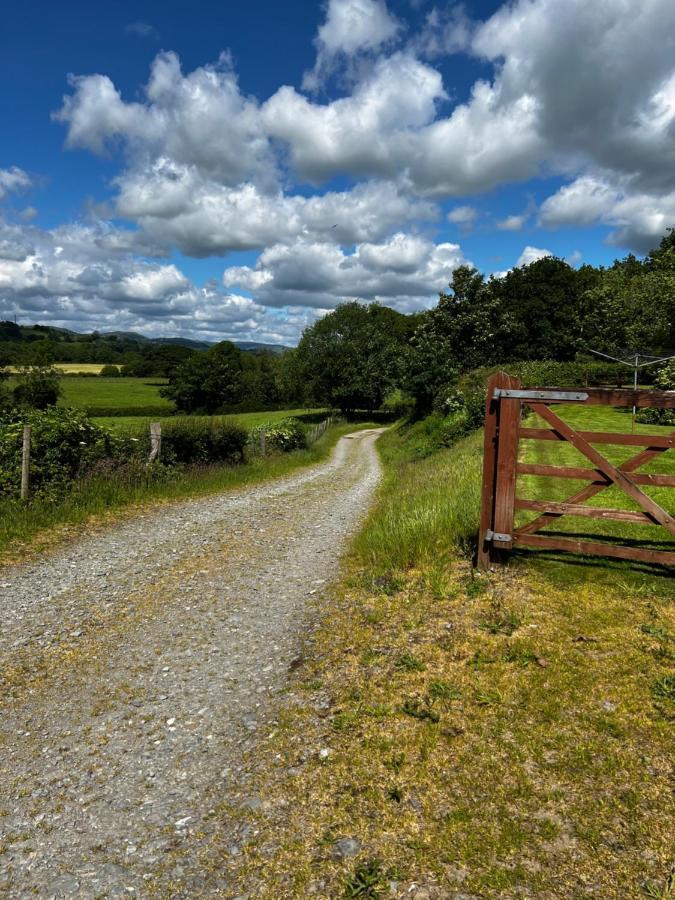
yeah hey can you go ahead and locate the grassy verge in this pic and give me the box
[217,419,674,899]
[0,422,369,566]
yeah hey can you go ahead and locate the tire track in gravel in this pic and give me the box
[0,428,384,898]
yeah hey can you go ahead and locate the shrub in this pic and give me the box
[0,406,113,499]
[636,360,675,425]
[381,389,415,418]
[99,364,121,377]
[250,417,308,453]
[156,417,248,464]
[12,365,62,409]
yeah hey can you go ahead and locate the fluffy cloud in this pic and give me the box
[516,246,552,267]
[410,5,474,59]
[472,0,675,192]
[0,167,32,200]
[265,52,445,183]
[223,232,468,311]
[497,214,527,231]
[10,0,674,343]
[447,205,478,228]
[266,0,675,199]
[55,51,276,189]
[540,174,675,252]
[0,216,307,343]
[303,0,401,89]
[114,163,436,255]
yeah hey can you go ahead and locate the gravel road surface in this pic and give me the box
[0,428,383,898]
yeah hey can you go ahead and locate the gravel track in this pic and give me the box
[0,429,384,898]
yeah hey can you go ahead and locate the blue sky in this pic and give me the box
[1,0,674,344]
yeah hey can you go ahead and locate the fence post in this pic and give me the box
[260,430,266,456]
[148,422,162,463]
[21,425,31,501]
[491,375,522,551]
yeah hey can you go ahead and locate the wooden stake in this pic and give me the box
[148,422,162,463]
[21,425,31,500]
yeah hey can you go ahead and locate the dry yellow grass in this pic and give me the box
[7,363,116,374]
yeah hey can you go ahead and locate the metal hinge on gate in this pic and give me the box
[485,529,512,543]
[493,389,588,401]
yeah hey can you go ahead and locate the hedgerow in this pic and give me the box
[0,406,113,500]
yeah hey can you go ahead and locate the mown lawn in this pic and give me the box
[210,417,675,899]
[517,403,674,559]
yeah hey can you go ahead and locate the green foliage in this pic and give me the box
[250,417,308,452]
[152,417,248,465]
[380,388,415,418]
[344,859,388,898]
[12,365,62,409]
[296,302,417,412]
[99,364,120,377]
[161,341,244,413]
[0,406,112,499]
[637,361,675,426]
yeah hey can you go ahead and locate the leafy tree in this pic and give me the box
[99,364,121,377]
[490,257,599,360]
[12,365,62,409]
[296,302,413,412]
[160,341,244,413]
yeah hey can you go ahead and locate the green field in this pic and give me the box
[92,408,327,431]
[518,403,674,551]
[55,376,173,411]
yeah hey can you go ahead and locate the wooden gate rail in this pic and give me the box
[477,371,675,569]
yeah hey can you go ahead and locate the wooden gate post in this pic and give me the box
[148,422,162,463]
[492,374,522,550]
[477,372,522,568]
[477,373,505,568]
[20,425,31,501]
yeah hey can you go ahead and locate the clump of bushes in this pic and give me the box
[637,361,675,426]
[11,365,62,409]
[250,417,307,453]
[99,365,121,377]
[156,417,248,464]
[0,406,112,500]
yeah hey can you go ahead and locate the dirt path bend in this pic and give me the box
[0,428,384,898]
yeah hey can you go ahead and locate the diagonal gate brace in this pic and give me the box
[528,403,675,535]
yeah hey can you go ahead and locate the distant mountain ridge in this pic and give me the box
[0,322,289,354]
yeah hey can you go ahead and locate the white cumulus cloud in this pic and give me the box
[223,232,468,311]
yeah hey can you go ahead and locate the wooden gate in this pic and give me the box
[477,371,675,568]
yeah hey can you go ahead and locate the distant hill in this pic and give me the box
[0,321,290,370]
[0,322,289,356]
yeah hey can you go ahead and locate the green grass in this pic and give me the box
[54,376,173,411]
[92,408,327,431]
[352,422,483,573]
[516,403,674,578]
[0,421,368,564]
